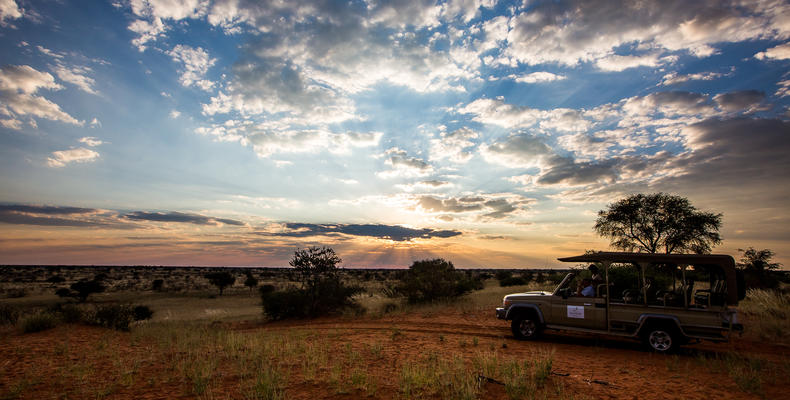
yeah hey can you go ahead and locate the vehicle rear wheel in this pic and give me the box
[511,317,541,340]
[642,325,679,353]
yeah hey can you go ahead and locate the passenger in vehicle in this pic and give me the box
[576,278,595,297]
[588,264,602,282]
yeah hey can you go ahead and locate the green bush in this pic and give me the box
[499,276,527,287]
[48,303,85,323]
[21,312,58,333]
[261,247,363,319]
[133,305,154,321]
[261,288,308,320]
[0,304,20,325]
[396,259,478,304]
[89,304,135,331]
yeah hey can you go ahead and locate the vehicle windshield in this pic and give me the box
[552,272,576,295]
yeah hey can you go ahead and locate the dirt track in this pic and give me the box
[1,307,788,399]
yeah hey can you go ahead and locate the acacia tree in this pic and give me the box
[594,193,722,254]
[287,246,361,316]
[204,271,235,296]
[737,247,782,289]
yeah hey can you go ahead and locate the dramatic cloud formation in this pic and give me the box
[1,0,789,267]
[272,222,462,242]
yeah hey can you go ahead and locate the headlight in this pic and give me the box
[503,298,513,308]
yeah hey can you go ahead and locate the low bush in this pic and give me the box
[499,276,527,287]
[6,288,27,298]
[20,312,58,333]
[88,303,148,331]
[48,303,85,323]
[395,259,479,304]
[133,305,154,321]
[0,304,20,325]
[261,288,308,320]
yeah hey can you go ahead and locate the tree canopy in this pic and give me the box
[204,271,235,296]
[594,193,722,254]
[737,247,782,272]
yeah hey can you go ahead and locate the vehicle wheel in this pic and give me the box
[643,325,678,353]
[511,317,541,340]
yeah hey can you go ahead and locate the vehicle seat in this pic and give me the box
[694,280,724,307]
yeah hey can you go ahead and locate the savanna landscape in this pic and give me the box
[1,256,789,400]
[3,1,790,399]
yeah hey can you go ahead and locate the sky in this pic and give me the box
[0,0,789,268]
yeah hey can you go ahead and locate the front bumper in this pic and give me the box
[496,307,507,320]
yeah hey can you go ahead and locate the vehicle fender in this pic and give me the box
[635,314,686,337]
[505,304,545,323]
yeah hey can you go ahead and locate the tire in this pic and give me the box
[642,324,679,353]
[511,316,541,340]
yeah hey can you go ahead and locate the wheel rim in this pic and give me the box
[519,320,536,337]
[648,330,672,351]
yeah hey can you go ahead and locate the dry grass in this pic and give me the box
[738,287,790,344]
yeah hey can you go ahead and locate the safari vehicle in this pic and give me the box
[496,252,745,352]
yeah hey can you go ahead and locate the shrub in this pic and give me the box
[151,279,164,291]
[261,247,362,319]
[21,312,58,333]
[495,270,513,281]
[204,271,235,296]
[133,305,154,321]
[499,276,527,287]
[48,303,85,323]
[6,288,27,298]
[261,288,309,320]
[244,272,258,292]
[89,304,135,331]
[396,259,477,304]
[70,279,105,302]
[0,304,20,325]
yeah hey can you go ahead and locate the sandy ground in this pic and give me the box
[1,307,788,399]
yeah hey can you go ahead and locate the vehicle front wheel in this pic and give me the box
[642,325,679,353]
[511,317,541,340]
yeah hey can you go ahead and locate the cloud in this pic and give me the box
[479,133,556,169]
[196,120,381,158]
[513,71,566,83]
[0,0,22,26]
[503,0,789,67]
[754,42,790,60]
[126,0,207,51]
[713,90,768,113]
[0,204,128,228]
[458,97,589,131]
[416,193,534,220]
[0,65,82,126]
[271,222,461,242]
[0,204,246,230]
[122,211,245,226]
[53,65,98,95]
[621,91,715,117]
[660,70,731,86]
[595,53,662,72]
[777,79,790,98]
[167,44,216,91]
[430,127,478,163]
[78,136,103,147]
[47,147,100,167]
[379,148,433,178]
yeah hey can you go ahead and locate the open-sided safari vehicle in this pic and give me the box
[496,252,745,352]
